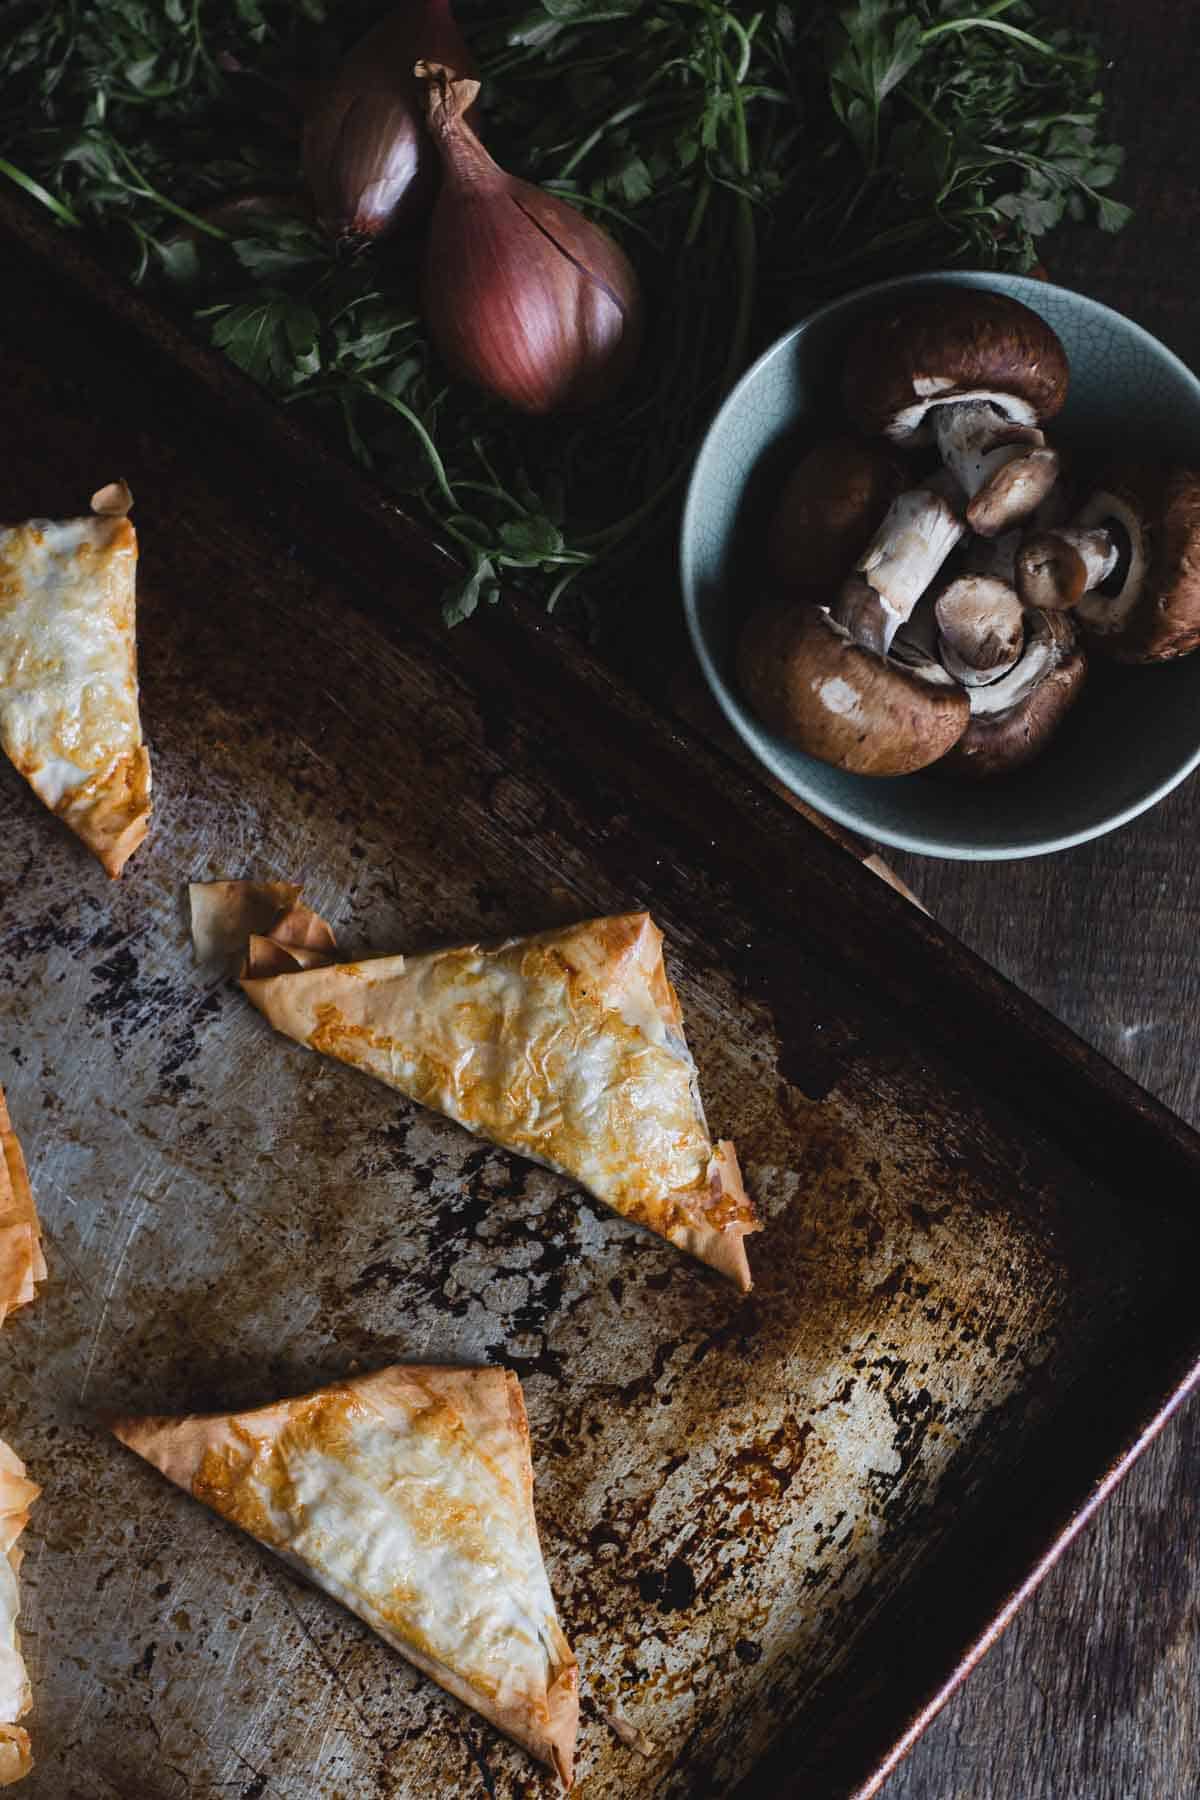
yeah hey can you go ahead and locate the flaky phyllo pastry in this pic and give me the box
[188,880,336,977]
[191,882,759,1288]
[0,1439,38,1787]
[0,482,150,877]
[112,1365,578,1783]
[0,1090,44,1330]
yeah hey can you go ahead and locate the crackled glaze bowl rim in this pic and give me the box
[681,270,1200,861]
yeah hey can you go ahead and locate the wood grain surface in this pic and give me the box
[885,4,1200,1796]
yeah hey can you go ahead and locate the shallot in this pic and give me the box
[303,4,474,244]
[416,62,643,414]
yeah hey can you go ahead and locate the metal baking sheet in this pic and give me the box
[3,207,1200,1800]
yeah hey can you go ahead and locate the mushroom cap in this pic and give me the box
[1075,463,1200,662]
[935,576,1024,681]
[966,442,1061,538]
[842,290,1069,444]
[767,436,904,590]
[938,612,1086,778]
[736,601,969,777]
[1015,532,1092,610]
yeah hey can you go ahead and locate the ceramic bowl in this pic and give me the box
[680,271,1200,859]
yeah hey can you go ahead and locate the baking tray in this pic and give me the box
[3,201,1200,1800]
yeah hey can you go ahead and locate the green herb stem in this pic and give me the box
[354,377,459,511]
[0,156,82,227]
[919,16,1088,64]
[0,0,1130,625]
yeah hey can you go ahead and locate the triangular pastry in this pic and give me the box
[112,1365,579,1784]
[0,1090,45,1329]
[0,482,150,877]
[195,883,759,1289]
[0,1438,38,1787]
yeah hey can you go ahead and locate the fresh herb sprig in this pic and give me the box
[0,0,1130,624]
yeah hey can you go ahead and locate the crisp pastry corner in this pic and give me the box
[60,743,152,881]
[0,1439,38,1788]
[0,1088,45,1328]
[668,1139,759,1295]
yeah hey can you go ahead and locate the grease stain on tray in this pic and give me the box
[0,412,1152,1800]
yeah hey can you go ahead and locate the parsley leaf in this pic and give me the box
[0,0,1131,624]
[208,294,320,386]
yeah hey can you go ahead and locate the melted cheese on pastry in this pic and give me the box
[0,1088,45,1330]
[0,1438,38,1788]
[113,1366,577,1783]
[0,509,149,876]
[240,911,758,1288]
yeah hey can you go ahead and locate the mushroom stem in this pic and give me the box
[932,401,1060,537]
[934,576,1025,687]
[934,401,1028,493]
[1016,525,1120,611]
[834,474,965,654]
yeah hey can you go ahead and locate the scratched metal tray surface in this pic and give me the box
[4,211,1200,1800]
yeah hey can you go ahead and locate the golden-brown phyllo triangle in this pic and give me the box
[0,1089,45,1329]
[0,483,150,878]
[111,1365,579,1784]
[0,1437,39,1787]
[213,889,758,1289]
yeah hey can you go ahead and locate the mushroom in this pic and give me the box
[736,601,969,776]
[938,610,1086,779]
[959,475,1073,585]
[767,437,904,591]
[832,467,966,654]
[934,576,1025,686]
[842,290,1068,537]
[1015,464,1200,661]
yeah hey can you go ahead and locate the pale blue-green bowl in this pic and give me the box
[681,271,1200,860]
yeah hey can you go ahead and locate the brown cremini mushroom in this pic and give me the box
[832,468,966,654]
[737,602,969,776]
[938,610,1086,778]
[1015,526,1117,610]
[842,290,1068,538]
[960,476,1073,585]
[767,437,904,591]
[1015,464,1200,661]
[934,576,1025,686]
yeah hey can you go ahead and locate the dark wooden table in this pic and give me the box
[883,4,1200,1794]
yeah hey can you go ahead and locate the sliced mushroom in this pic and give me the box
[938,610,1086,779]
[767,437,904,591]
[1015,464,1200,661]
[832,469,966,654]
[737,602,969,777]
[934,576,1024,686]
[842,290,1068,537]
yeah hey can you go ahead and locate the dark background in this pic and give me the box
[882,3,1200,1796]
